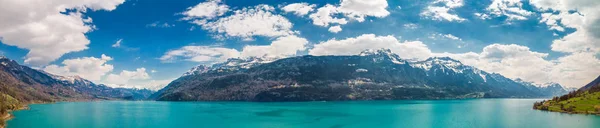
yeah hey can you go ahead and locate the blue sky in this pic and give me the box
[0,0,598,90]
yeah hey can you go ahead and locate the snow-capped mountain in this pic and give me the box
[183,57,277,76]
[410,57,489,81]
[514,78,570,97]
[0,57,154,101]
[155,49,554,101]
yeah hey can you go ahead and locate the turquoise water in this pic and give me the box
[7,99,600,128]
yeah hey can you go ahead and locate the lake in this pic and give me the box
[7,99,600,128]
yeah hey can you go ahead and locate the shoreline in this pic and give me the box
[533,107,600,116]
[0,99,135,127]
[0,105,28,128]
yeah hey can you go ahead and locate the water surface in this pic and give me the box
[8,99,600,128]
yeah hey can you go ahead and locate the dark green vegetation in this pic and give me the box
[534,75,600,114]
[0,57,154,127]
[153,49,568,101]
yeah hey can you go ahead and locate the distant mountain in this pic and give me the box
[515,79,570,97]
[152,49,556,101]
[0,56,153,107]
[533,75,600,114]
[0,56,155,127]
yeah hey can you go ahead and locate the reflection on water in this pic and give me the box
[8,99,600,128]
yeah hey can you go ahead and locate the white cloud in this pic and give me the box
[104,68,150,85]
[161,36,309,63]
[146,21,175,28]
[435,44,600,88]
[530,0,600,53]
[112,39,122,48]
[43,54,114,81]
[309,4,349,27]
[328,25,343,33]
[514,0,600,87]
[103,76,175,91]
[309,34,432,60]
[0,0,125,66]
[443,34,461,40]
[185,4,294,40]
[182,0,229,20]
[429,33,462,41]
[241,35,309,58]
[139,79,176,91]
[282,3,316,16]
[435,44,553,85]
[337,0,391,22]
[160,46,241,63]
[550,52,600,88]
[421,0,466,22]
[307,0,390,32]
[485,0,533,21]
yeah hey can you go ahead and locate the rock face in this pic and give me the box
[0,57,153,104]
[153,49,558,102]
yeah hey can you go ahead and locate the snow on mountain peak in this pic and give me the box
[359,49,406,64]
[411,57,464,72]
[513,78,565,89]
[359,49,394,56]
[183,56,278,76]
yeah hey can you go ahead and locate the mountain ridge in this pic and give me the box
[153,49,567,101]
[0,56,154,121]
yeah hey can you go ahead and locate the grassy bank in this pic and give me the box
[533,91,600,114]
[1,94,26,128]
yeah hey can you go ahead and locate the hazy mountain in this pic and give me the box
[514,79,570,97]
[153,49,556,101]
[0,56,154,105]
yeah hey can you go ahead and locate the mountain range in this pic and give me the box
[152,49,571,101]
[0,56,153,109]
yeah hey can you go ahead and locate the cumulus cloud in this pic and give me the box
[0,0,125,66]
[530,0,600,53]
[443,34,461,40]
[184,4,294,40]
[435,44,600,88]
[485,0,533,21]
[309,34,432,60]
[104,68,150,85]
[282,3,316,16]
[421,0,466,22]
[136,79,176,91]
[182,0,229,20]
[337,0,391,22]
[101,68,175,91]
[309,4,349,27]
[328,25,343,33]
[429,33,462,40]
[161,36,309,63]
[43,54,114,81]
[160,46,241,63]
[307,0,390,32]
[240,35,309,58]
[551,52,600,87]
